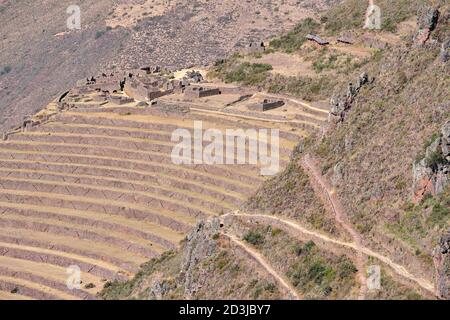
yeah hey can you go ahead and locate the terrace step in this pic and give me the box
[0,176,216,219]
[0,147,261,192]
[35,121,296,154]
[0,242,127,281]
[55,112,305,142]
[0,277,70,300]
[0,290,34,300]
[0,213,161,259]
[0,167,235,212]
[0,256,99,299]
[0,140,283,183]
[0,227,146,271]
[0,202,182,250]
[0,158,244,205]
[0,189,194,232]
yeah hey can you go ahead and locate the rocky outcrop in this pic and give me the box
[414,6,440,46]
[185,70,204,83]
[433,231,450,299]
[441,38,450,63]
[329,72,370,123]
[413,121,450,203]
[181,218,221,298]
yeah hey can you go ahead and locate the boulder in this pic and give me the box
[417,6,440,31]
[415,6,440,46]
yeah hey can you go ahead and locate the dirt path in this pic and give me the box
[223,211,435,295]
[300,155,368,299]
[221,231,301,300]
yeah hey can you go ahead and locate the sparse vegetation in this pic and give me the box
[269,18,319,53]
[243,230,265,246]
[212,58,273,85]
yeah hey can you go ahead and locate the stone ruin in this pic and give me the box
[248,99,285,112]
[76,72,126,94]
[243,41,266,54]
[184,86,221,99]
[108,94,135,105]
[124,74,180,102]
[306,34,329,46]
[337,36,354,45]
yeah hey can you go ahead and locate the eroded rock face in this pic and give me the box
[433,231,450,299]
[415,6,440,46]
[181,218,220,298]
[329,73,370,123]
[413,121,450,203]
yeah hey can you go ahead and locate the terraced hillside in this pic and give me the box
[0,81,327,299]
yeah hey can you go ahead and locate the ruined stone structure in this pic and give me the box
[184,86,221,99]
[248,99,285,112]
[243,41,266,54]
[337,36,354,45]
[124,75,174,102]
[76,73,126,94]
[108,95,135,105]
[306,34,329,46]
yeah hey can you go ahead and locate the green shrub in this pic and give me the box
[95,30,106,39]
[425,150,446,172]
[0,65,11,75]
[243,230,265,246]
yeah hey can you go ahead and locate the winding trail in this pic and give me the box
[220,152,434,297]
[223,212,435,295]
[221,231,301,300]
[300,155,368,299]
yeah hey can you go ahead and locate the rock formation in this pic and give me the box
[413,121,450,203]
[433,231,450,299]
[414,6,440,46]
[329,72,370,123]
[181,219,221,298]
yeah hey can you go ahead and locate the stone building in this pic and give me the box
[248,99,285,112]
[184,86,221,99]
[124,75,174,102]
[306,34,329,46]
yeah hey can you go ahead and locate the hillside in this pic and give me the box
[0,0,448,301]
[100,0,449,300]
